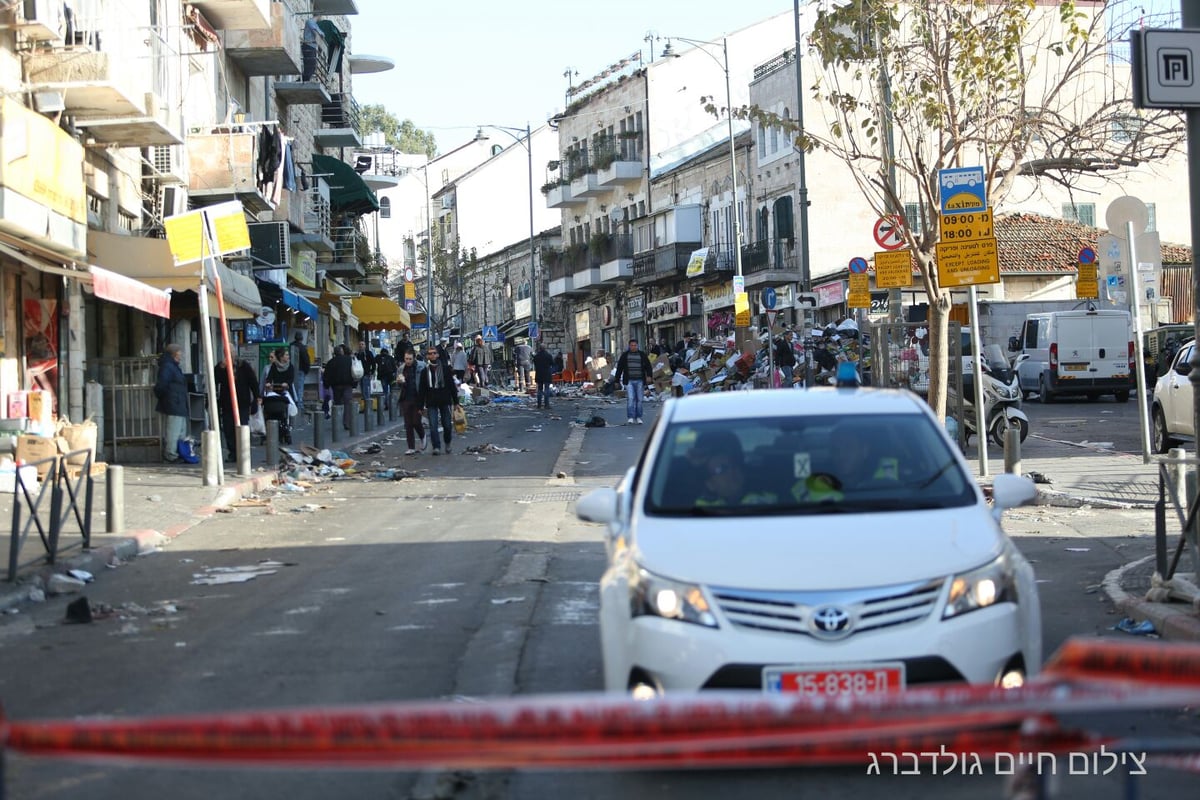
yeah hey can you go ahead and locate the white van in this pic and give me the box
[1009,309,1134,403]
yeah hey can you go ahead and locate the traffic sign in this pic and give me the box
[938,167,987,213]
[1132,29,1200,108]
[847,274,871,308]
[1078,247,1097,265]
[940,209,993,241]
[795,292,819,309]
[528,321,539,340]
[935,237,999,287]
[404,267,415,282]
[762,286,777,309]
[482,325,499,342]
[872,218,904,251]
[849,256,869,273]
[766,310,778,328]
[874,250,913,289]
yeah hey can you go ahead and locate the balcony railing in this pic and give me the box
[632,242,701,283]
[315,93,362,148]
[742,237,800,275]
[186,131,274,212]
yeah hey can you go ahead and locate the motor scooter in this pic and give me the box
[952,344,1030,447]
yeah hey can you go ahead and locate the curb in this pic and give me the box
[1102,555,1200,642]
[0,471,279,614]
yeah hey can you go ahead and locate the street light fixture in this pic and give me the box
[480,123,539,339]
[662,36,743,278]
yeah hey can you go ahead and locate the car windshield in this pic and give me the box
[645,412,975,516]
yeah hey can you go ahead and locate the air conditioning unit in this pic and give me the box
[159,185,188,218]
[20,0,66,44]
[151,145,187,185]
[248,221,292,269]
[440,195,455,210]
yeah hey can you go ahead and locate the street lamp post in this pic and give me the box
[481,123,538,338]
[664,36,743,278]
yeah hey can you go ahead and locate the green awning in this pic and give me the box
[312,154,380,216]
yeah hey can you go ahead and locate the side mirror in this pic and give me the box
[1007,336,1021,353]
[992,473,1037,515]
[1175,361,1194,377]
[576,487,618,524]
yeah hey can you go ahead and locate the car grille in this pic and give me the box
[711,578,944,638]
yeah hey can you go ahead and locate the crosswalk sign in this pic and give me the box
[482,325,499,342]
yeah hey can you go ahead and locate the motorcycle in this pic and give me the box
[952,344,1030,447]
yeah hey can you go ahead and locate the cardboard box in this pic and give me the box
[16,434,59,478]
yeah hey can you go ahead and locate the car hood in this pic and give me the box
[631,507,1002,590]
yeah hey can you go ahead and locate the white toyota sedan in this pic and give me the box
[576,387,1041,698]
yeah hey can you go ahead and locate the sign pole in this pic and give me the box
[196,233,222,487]
[968,286,988,476]
[1127,221,1153,464]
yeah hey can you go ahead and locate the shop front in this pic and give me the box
[701,282,735,339]
[812,279,847,326]
[573,307,591,374]
[627,292,645,349]
[644,293,695,351]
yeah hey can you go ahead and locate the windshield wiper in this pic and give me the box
[915,459,958,489]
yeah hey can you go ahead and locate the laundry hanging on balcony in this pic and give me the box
[316,21,346,73]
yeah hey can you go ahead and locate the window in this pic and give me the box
[380,197,391,219]
[757,126,766,158]
[903,202,923,236]
[1062,203,1096,227]
[1112,115,1143,143]
[769,125,778,152]
[1147,202,1157,232]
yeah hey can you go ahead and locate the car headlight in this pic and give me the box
[942,552,1017,619]
[629,566,718,628]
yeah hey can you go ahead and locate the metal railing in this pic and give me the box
[1154,453,1200,585]
[330,225,369,265]
[322,92,361,132]
[91,357,161,461]
[8,449,95,581]
[867,322,966,448]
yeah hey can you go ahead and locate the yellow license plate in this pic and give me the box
[1063,363,1088,371]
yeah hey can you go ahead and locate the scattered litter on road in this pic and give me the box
[191,561,289,585]
[46,573,87,595]
[490,597,526,605]
[354,443,383,455]
[463,443,526,454]
[27,587,44,603]
[148,494,163,502]
[1025,472,1052,484]
[68,569,94,583]
[64,597,93,624]
[293,503,326,513]
[476,457,487,462]
[525,426,543,432]
[1064,547,1091,552]
[370,468,421,480]
[1111,617,1158,636]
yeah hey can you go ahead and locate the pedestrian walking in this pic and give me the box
[513,337,533,392]
[418,343,459,455]
[375,346,397,410]
[323,344,356,431]
[290,331,311,406]
[215,357,260,461]
[613,338,652,425]
[154,343,189,463]
[451,341,469,383]
[468,335,492,386]
[355,340,376,403]
[397,349,427,455]
[533,341,555,409]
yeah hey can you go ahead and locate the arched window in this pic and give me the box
[520,281,531,300]
[380,196,391,219]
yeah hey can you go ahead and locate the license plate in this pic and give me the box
[1063,363,1088,371]
[763,663,905,696]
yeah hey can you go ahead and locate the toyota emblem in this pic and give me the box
[810,605,853,639]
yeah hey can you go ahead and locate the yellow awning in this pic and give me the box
[351,295,410,331]
[87,230,259,319]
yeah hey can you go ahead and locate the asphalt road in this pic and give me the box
[1,392,1196,799]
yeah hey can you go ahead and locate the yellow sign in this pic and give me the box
[848,273,871,308]
[404,281,416,299]
[874,250,913,289]
[290,249,317,288]
[209,203,251,255]
[935,237,1000,287]
[0,98,86,225]
[686,247,709,278]
[163,200,250,265]
[940,208,993,241]
[734,291,750,327]
[1076,264,1099,299]
[163,211,206,264]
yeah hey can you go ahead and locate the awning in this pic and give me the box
[352,295,410,331]
[88,230,261,320]
[0,238,171,318]
[312,154,380,215]
[283,288,319,319]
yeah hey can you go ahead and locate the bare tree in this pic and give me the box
[746,0,1184,417]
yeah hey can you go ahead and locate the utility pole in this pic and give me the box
[1185,0,1200,457]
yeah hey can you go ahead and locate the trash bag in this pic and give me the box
[452,404,468,435]
[177,438,200,464]
[584,415,607,428]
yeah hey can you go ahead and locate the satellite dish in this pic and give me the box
[255,306,276,326]
[609,207,624,224]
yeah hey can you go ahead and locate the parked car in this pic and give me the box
[1151,338,1197,453]
[575,387,1041,698]
[1144,324,1194,381]
[1009,308,1134,403]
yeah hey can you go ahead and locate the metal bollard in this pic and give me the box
[331,406,343,443]
[377,395,386,426]
[1003,427,1022,475]
[348,402,358,438]
[106,464,125,534]
[265,419,279,466]
[363,396,373,432]
[311,411,325,449]
[388,393,397,421]
[201,430,221,487]
[236,424,251,477]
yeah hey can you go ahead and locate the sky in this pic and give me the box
[349,0,796,155]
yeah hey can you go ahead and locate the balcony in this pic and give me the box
[543,181,582,209]
[569,170,603,198]
[742,237,801,286]
[312,0,359,12]
[595,234,634,282]
[632,242,701,285]
[188,0,270,30]
[186,131,274,213]
[319,224,369,277]
[22,29,183,147]
[314,93,362,148]
[274,46,332,105]
[596,159,642,187]
[547,261,579,297]
[224,1,301,76]
[285,178,333,252]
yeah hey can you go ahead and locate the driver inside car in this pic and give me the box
[696,450,778,507]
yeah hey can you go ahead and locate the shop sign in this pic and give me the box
[289,249,317,288]
[514,297,531,319]
[703,282,734,311]
[575,309,590,339]
[815,281,846,308]
[645,294,691,323]
[601,304,615,327]
[627,293,645,321]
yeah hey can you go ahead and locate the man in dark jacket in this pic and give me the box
[533,342,555,410]
[355,340,376,400]
[375,346,398,410]
[154,343,190,462]
[468,335,492,386]
[613,338,653,425]
[323,344,356,431]
[216,357,260,462]
[775,330,797,387]
[417,343,459,455]
[397,349,427,455]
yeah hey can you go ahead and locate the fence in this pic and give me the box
[7,448,95,582]
[868,322,967,447]
[91,357,162,462]
[1154,451,1200,589]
